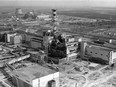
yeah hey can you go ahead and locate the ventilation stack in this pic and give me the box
[52,9,57,32]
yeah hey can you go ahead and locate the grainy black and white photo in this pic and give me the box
[0,0,116,87]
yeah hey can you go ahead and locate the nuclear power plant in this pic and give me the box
[0,5,116,87]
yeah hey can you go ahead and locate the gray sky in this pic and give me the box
[0,0,116,8]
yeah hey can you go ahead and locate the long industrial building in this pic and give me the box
[81,42,116,65]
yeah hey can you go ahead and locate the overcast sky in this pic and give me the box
[0,0,116,8]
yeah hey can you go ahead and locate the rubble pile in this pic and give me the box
[91,76,116,87]
[88,72,102,81]
[59,76,69,87]
[91,82,112,87]
[107,75,116,87]
[101,67,114,76]
[68,76,86,87]
[58,62,74,71]
[73,60,89,67]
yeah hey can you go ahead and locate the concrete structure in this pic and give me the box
[17,29,52,50]
[10,35,22,44]
[65,35,79,59]
[37,14,50,20]
[80,41,87,58]
[109,39,116,45]
[7,33,16,42]
[15,8,23,19]
[11,64,59,87]
[81,42,116,65]
[48,33,79,63]
[15,8,23,15]
[22,21,39,26]
[30,38,43,49]
[27,51,46,63]
[6,33,22,44]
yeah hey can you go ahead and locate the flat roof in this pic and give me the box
[87,44,116,52]
[12,64,57,84]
